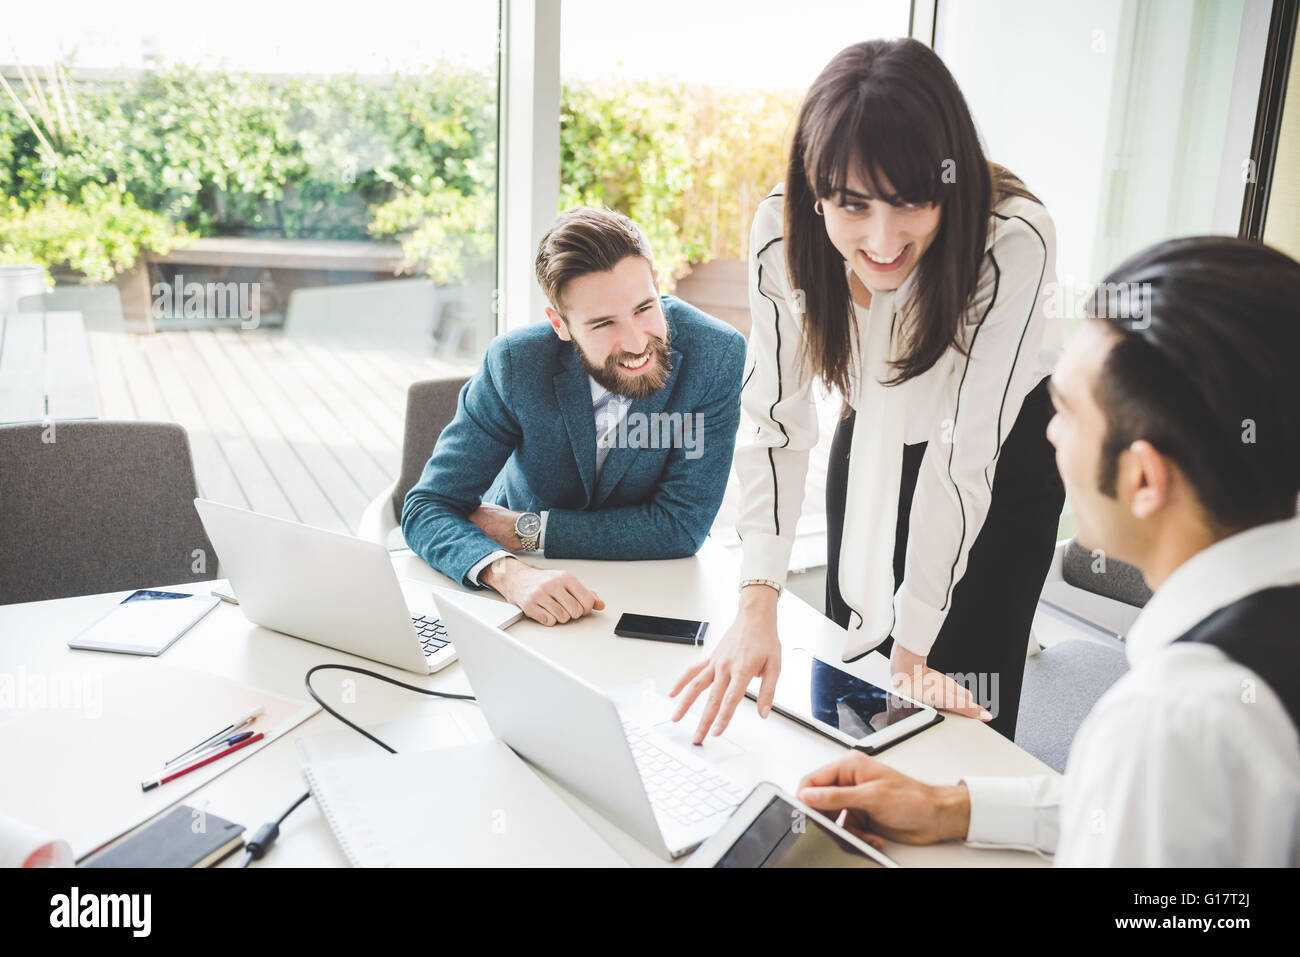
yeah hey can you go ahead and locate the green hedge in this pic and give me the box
[1,64,797,286]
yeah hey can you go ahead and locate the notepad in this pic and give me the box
[68,590,220,655]
[303,741,628,867]
[82,805,244,868]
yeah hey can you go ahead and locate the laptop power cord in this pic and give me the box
[238,663,477,867]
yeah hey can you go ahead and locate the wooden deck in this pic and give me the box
[86,325,473,535]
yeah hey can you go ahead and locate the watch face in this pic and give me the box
[517,513,542,536]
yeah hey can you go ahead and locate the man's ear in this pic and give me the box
[1126,440,1172,519]
[652,266,660,291]
[546,307,572,342]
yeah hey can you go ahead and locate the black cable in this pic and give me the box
[239,663,476,866]
[240,791,310,867]
[301,663,476,754]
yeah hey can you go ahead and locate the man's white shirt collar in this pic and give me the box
[589,375,632,407]
[589,375,613,404]
[1124,513,1300,666]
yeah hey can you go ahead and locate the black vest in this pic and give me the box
[1174,584,1300,732]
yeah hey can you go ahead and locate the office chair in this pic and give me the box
[0,420,216,604]
[1016,540,1151,772]
[356,375,470,546]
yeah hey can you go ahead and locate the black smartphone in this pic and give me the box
[614,612,709,645]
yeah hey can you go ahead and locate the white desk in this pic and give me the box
[0,540,1055,867]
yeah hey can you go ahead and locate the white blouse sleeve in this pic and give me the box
[892,208,1057,657]
[735,189,820,586]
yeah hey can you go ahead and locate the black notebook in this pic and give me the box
[83,805,245,868]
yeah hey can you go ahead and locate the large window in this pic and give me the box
[3,2,500,534]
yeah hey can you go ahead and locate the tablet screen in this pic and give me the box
[770,652,926,744]
[714,796,885,868]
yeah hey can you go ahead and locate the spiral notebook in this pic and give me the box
[302,741,628,867]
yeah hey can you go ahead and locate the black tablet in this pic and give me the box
[745,648,943,754]
[685,783,899,868]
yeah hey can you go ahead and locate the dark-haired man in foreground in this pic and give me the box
[795,236,1300,866]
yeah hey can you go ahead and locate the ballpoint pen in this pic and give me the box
[143,733,264,792]
[163,731,256,770]
[164,706,265,767]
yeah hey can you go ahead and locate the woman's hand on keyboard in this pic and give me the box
[669,584,781,744]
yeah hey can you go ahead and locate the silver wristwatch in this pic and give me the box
[740,578,782,596]
[515,512,542,552]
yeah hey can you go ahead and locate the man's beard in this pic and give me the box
[573,332,673,400]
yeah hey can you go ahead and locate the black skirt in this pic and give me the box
[824,375,1065,740]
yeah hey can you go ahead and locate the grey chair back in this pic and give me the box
[0,421,216,605]
[391,376,471,520]
[1016,637,1130,773]
[1061,539,1153,607]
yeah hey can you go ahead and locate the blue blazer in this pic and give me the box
[401,295,747,587]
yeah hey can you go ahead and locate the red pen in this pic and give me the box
[141,732,264,792]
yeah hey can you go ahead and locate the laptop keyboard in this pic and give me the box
[622,719,747,829]
[411,615,451,658]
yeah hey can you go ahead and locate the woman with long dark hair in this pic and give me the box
[672,38,1065,742]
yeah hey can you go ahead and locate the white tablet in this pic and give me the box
[68,589,220,655]
[745,648,942,754]
[685,783,899,868]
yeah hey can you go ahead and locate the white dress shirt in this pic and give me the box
[467,375,631,585]
[737,186,1061,659]
[963,514,1300,865]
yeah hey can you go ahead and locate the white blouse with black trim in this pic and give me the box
[736,184,1062,660]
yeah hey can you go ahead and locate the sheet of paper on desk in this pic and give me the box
[0,659,319,861]
[303,740,628,867]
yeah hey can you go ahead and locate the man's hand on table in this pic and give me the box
[481,556,604,627]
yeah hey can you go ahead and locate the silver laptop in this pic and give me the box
[194,499,522,674]
[437,594,752,860]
